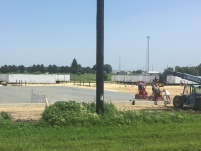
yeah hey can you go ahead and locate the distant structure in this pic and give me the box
[119,56,121,71]
[146,36,150,73]
[0,74,70,84]
[146,71,159,75]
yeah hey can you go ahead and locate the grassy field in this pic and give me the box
[0,119,201,151]
[0,101,201,151]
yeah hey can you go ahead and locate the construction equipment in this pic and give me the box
[154,75,165,87]
[165,70,201,110]
[135,81,148,99]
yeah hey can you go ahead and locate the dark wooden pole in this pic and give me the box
[96,0,104,114]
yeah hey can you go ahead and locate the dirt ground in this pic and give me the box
[0,83,184,121]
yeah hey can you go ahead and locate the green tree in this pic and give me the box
[9,65,18,73]
[104,64,112,73]
[1,65,9,73]
[38,64,45,73]
[36,64,41,73]
[18,65,25,73]
[71,58,79,74]
[63,66,70,73]
[83,67,93,74]
[48,65,58,74]
[92,64,112,74]
[190,67,199,76]
[197,64,201,76]
[132,69,143,75]
[92,64,96,73]
[175,66,183,73]
[59,66,66,73]
[32,64,37,73]
[92,64,96,71]
[175,66,199,76]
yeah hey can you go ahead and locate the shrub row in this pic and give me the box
[0,101,198,128]
[41,101,194,127]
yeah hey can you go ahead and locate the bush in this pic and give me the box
[42,101,100,127]
[42,101,189,127]
[0,111,12,121]
[104,74,108,81]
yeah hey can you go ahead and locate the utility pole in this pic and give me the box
[147,36,150,72]
[96,0,104,114]
[119,56,121,71]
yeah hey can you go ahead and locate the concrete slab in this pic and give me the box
[0,86,134,104]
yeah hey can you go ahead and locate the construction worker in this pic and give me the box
[163,89,171,104]
[138,81,144,90]
[151,83,160,104]
[152,83,159,95]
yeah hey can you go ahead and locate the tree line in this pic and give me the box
[0,59,113,74]
[165,63,201,76]
[1,58,201,76]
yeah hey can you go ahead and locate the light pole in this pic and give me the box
[147,36,150,72]
[119,56,121,71]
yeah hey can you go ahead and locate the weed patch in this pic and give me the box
[41,101,200,127]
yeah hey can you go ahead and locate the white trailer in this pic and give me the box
[7,74,56,84]
[166,75,198,84]
[111,75,159,84]
[55,74,70,82]
[112,74,200,85]
[0,74,71,84]
[0,74,8,82]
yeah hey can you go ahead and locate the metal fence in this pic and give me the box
[31,89,47,103]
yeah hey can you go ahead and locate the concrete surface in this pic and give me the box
[0,86,134,104]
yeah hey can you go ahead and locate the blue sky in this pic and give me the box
[0,0,200,72]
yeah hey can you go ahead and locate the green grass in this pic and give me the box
[0,121,201,151]
[0,102,201,151]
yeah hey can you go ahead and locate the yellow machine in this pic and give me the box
[153,75,165,87]
[157,82,164,87]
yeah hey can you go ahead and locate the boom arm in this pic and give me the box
[165,70,201,84]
